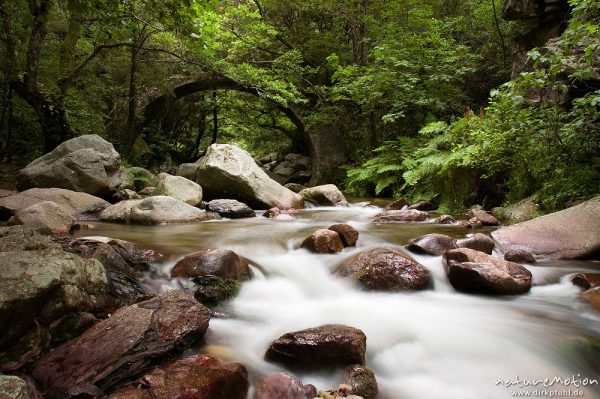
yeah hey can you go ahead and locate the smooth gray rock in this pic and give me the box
[18,135,123,197]
[100,196,218,225]
[206,199,256,218]
[492,196,600,259]
[181,144,304,209]
[153,174,202,206]
[299,184,348,207]
[8,201,76,235]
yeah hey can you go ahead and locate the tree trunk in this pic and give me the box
[124,31,140,158]
[211,91,218,145]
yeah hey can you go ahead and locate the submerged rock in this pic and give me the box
[443,248,532,295]
[265,324,366,370]
[301,229,344,254]
[31,290,211,399]
[335,247,432,291]
[407,233,457,256]
[153,173,202,206]
[206,199,256,218]
[181,144,304,209]
[107,355,248,399]
[372,209,428,223]
[299,185,348,207]
[171,249,252,281]
[491,196,600,259]
[328,224,359,247]
[100,196,218,224]
[254,372,316,399]
[18,134,123,197]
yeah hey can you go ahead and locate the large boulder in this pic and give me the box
[107,355,248,399]
[100,196,218,224]
[171,249,252,281]
[301,230,344,254]
[206,199,256,219]
[18,135,123,197]
[8,201,75,235]
[299,185,348,207]
[491,196,600,259]
[31,290,211,399]
[0,188,109,221]
[254,372,316,399]
[443,248,532,295]
[265,324,366,370]
[0,249,108,351]
[493,195,540,225]
[180,144,304,209]
[153,174,202,206]
[372,209,429,223]
[334,247,432,291]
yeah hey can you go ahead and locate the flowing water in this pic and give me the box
[74,204,600,399]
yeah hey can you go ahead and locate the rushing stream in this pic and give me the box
[74,204,600,399]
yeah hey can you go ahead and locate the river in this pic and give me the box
[74,204,600,399]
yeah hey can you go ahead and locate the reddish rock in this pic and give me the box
[328,224,359,247]
[171,249,252,281]
[343,364,379,399]
[372,209,429,223]
[254,372,316,399]
[443,248,532,295]
[31,291,211,399]
[107,355,248,399]
[407,200,436,211]
[385,198,409,210]
[571,273,600,290]
[456,233,495,254]
[301,229,344,254]
[469,209,500,226]
[504,249,536,263]
[582,287,600,312]
[434,214,457,224]
[334,247,432,291]
[265,324,366,370]
[407,233,457,256]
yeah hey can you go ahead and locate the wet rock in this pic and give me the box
[193,276,241,307]
[265,324,366,370]
[407,233,457,256]
[18,134,123,197]
[492,196,600,259]
[372,209,428,223]
[154,173,202,206]
[443,248,532,295]
[407,200,436,211]
[301,229,344,254]
[0,375,31,399]
[456,233,495,254]
[469,209,499,226]
[284,183,306,193]
[8,201,75,235]
[299,185,348,207]
[0,249,108,351]
[0,188,109,221]
[435,214,457,224]
[128,167,158,191]
[100,196,218,224]
[31,290,211,399]
[328,224,359,247]
[107,355,248,399]
[182,144,304,209]
[254,372,316,399]
[504,249,536,263]
[343,364,378,399]
[263,207,280,218]
[571,273,600,290]
[206,199,256,219]
[335,247,432,291]
[0,226,60,252]
[385,198,409,210]
[171,249,252,281]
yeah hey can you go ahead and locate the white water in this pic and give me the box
[76,206,600,399]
